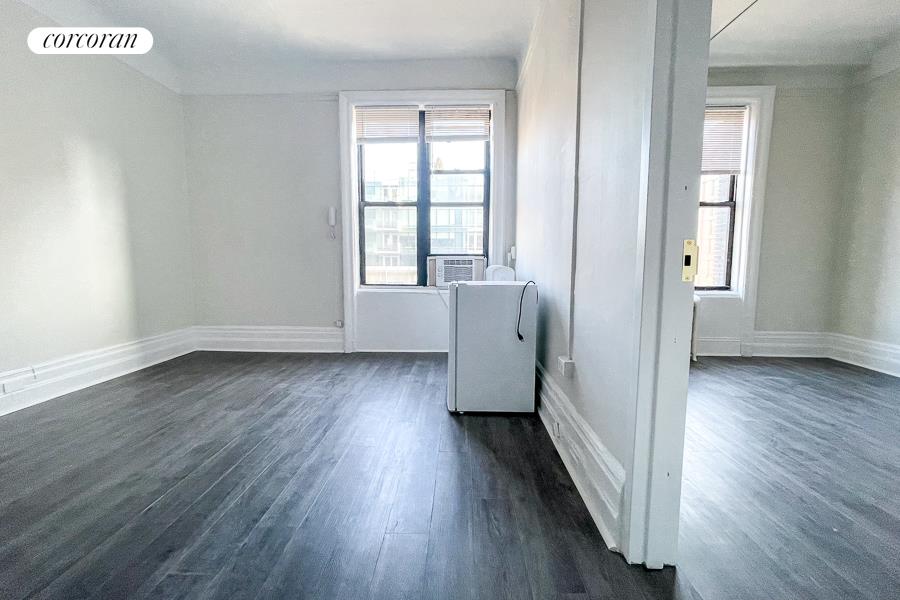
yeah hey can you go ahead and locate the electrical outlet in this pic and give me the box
[334,319,344,328]
[1,368,37,394]
[557,356,575,378]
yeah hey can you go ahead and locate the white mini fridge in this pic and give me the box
[447,281,538,413]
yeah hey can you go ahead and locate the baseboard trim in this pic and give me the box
[749,331,830,358]
[829,333,900,378]
[0,328,195,417]
[750,331,900,378]
[695,336,742,356]
[0,325,348,417]
[193,326,344,353]
[351,347,447,353]
[536,362,625,551]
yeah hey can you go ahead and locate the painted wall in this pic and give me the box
[696,70,850,349]
[516,0,710,562]
[0,0,193,372]
[834,69,900,345]
[754,89,847,332]
[183,58,518,96]
[699,66,900,353]
[184,95,344,328]
[186,70,516,347]
[517,0,656,534]
[514,0,580,382]
[569,0,658,467]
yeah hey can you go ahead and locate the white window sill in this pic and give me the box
[357,286,449,295]
[695,289,741,299]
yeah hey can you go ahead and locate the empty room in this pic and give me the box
[1,1,897,599]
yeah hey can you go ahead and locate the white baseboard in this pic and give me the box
[695,336,742,356]
[0,325,347,417]
[749,331,900,378]
[536,363,625,551]
[0,328,195,417]
[351,347,447,353]
[193,325,344,353]
[828,333,900,378]
[748,331,830,357]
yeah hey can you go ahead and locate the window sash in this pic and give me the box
[355,105,419,142]
[701,106,747,174]
[425,105,491,141]
[696,174,737,290]
[357,107,490,286]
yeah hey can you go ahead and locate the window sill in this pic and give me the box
[695,288,741,299]
[357,286,449,295]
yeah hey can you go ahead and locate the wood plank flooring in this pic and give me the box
[0,352,694,600]
[3,352,896,599]
[680,357,900,600]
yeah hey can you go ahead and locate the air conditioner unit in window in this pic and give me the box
[427,255,486,288]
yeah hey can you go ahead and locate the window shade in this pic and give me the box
[425,105,491,141]
[701,106,747,174]
[355,106,419,141]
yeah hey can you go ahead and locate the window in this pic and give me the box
[696,106,748,290]
[356,105,490,285]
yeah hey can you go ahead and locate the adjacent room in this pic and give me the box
[681,2,900,598]
[0,0,897,599]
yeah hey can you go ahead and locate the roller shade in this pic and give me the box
[701,106,747,174]
[425,105,491,141]
[355,106,419,142]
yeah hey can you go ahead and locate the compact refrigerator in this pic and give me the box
[447,281,538,413]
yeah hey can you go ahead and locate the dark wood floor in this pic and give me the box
[0,352,696,600]
[680,357,900,600]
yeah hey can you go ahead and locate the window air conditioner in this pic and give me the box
[427,255,486,288]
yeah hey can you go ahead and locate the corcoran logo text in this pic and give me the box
[28,27,153,54]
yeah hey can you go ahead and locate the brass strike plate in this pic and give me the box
[682,240,698,283]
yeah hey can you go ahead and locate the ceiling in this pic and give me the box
[21,0,900,92]
[78,0,541,69]
[710,0,900,66]
[70,0,900,71]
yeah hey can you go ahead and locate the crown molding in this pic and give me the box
[853,35,900,85]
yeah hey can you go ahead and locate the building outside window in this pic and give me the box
[696,105,748,290]
[356,105,491,285]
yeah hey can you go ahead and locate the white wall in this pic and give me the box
[183,58,518,96]
[755,89,847,332]
[698,65,900,364]
[696,70,849,351]
[0,0,193,373]
[186,80,516,350]
[516,0,710,564]
[514,0,580,380]
[185,95,344,328]
[834,69,900,345]
[571,0,664,466]
[1,0,519,375]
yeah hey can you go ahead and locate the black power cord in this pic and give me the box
[516,281,537,341]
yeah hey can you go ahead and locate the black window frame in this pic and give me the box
[696,173,737,291]
[357,108,490,287]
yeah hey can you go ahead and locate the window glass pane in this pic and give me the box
[696,205,732,288]
[363,206,417,284]
[430,140,485,171]
[430,206,483,255]
[431,173,484,204]
[362,143,417,203]
[700,174,732,203]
